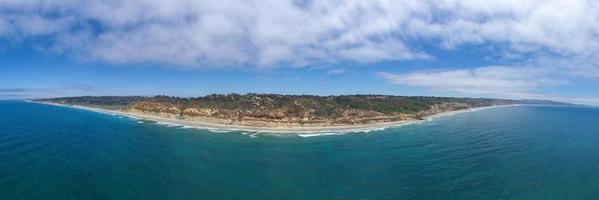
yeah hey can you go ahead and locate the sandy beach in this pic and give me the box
[32,101,516,134]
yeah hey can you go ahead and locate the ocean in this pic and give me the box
[1,101,599,199]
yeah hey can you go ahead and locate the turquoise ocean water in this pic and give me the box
[1,101,599,199]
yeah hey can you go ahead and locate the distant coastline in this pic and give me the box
[30,93,570,134]
[32,99,518,134]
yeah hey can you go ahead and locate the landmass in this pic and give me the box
[32,94,535,132]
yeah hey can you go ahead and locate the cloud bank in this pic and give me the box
[0,0,597,67]
[377,66,565,97]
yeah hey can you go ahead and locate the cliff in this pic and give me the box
[37,94,517,127]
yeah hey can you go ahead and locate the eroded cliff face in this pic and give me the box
[126,101,394,126]
[124,95,512,127]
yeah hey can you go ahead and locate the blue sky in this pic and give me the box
[1,0,598,105]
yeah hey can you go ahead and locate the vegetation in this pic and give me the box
[37,96,148,109]
[36,94,519,125]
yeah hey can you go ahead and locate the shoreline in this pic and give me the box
[31,101,517,134]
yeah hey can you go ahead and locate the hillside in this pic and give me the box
[37,94,518,127]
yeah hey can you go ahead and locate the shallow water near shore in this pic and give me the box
[2,101,599,199]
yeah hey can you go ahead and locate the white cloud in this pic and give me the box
[0,0,596,70]
[377,66,567,97]
[377,65,599,105]
[0,0,433,67]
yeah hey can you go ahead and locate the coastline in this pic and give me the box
[31,101,516,134]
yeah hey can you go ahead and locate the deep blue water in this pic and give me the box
[1,101,599,199]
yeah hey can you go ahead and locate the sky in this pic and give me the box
[1,0,598,105]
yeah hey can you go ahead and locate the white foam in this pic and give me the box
[298,132,341,137]
[207,129,232,133]
[125,115,141,120]
[290,118,449,137]
[155,122,180,127]
[137,121,144,124]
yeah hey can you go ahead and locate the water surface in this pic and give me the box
[1,101,599,199]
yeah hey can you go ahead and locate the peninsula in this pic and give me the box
[32,94,530,132]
